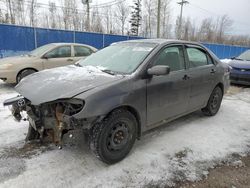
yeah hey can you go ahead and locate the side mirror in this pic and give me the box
[147,65,170,76]
[230,56,236,60]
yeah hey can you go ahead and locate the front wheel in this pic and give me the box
[17,69,36,83]
[202,86,223,116]
[89,109,137,164]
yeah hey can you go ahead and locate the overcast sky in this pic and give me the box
[39,0,250,36]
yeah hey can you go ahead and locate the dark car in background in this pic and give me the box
[228,49,250,85]
[4,39,230,164]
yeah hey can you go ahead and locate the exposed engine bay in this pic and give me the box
[4,96,86,148]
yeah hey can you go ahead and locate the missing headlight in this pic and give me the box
[56,99,84,116]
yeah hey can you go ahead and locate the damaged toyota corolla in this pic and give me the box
[4,39,230,164]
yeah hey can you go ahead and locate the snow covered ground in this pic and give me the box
[0,81,250,188]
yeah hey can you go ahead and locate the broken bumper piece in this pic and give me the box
[3,96,28,122]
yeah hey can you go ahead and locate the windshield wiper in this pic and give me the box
[234,57,244,61]
[101,69,116,75]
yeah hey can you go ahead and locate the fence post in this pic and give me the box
[73,30,76,43]
[229,45,231,58]
[102,34,105,48]
[34,27,37,48]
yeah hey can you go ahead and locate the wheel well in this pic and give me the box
[107,106,141,139]
[16,68,38,82]
[216,83,224,94]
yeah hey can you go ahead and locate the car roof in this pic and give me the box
[49,42,97,50]
[116,38,202,46]
[50,42,88,46]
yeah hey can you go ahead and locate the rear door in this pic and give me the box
[184,45,217,110]
[146,45,191,126]
[43,45,74,69]
[73,45,94,62]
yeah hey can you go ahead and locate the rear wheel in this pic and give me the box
[25,123,40,141]
[17,69,36,83]
[89,109,137,164]
[202,86,223,116]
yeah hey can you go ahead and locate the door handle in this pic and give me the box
[182,74,190,80]
[67,58,74,61]
[210,69,216,74]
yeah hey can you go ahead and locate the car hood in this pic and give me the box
[15,65,124,105]
[229,60,250,69]
[0,55,36,65]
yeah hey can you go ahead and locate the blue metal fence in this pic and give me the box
[202,43,249,59]
[0,24,249,59]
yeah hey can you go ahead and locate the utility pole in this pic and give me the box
[157,0,161,38]
[82,0,90,31]
[177,0,188,39]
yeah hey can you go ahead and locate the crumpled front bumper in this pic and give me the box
[3,95,102,148]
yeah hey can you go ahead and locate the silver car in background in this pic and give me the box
[0,43,97,83]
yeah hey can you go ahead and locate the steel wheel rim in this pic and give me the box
[211,92,220,110]
[107,121,130,151]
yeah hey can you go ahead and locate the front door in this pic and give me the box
[43,45,74,69]
[146,45,191,126]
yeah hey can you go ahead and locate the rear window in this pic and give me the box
[186,47,208,68]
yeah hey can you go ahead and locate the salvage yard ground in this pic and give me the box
[0,81,250,188]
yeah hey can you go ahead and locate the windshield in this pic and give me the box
[78,42,157,74]
[237,50,250,61]
[29,44,56,56]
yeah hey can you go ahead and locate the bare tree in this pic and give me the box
[142,0,153,37]
[29,0,38,26]
[0,9,5,23]
[216,15,233,43]
[49,1,57,28]
[115,2,129,35]
[160,0,171,38]
[197,18,215,42]
[61,0,71,30]
[104,7,114,34]
[15,0,26,25]
[5,0,15,24]
[91,8,104,33]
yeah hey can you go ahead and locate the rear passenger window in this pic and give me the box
[154,46,185,72]
[74,46,92,57]
[186,48,208,68]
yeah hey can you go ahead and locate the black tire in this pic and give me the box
[202,86,223,116]
[89,109,138,164]
[25,123,40,141]
[17,69,36,83]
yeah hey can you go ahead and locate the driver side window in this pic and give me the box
[153,46,185,72]
[45,46,71,58]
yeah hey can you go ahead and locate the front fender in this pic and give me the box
[72,78,147,131]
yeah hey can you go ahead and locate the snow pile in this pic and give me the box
[0,81,250,188]
[220,59,232,64]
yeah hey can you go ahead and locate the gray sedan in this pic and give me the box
[4,39,230,164]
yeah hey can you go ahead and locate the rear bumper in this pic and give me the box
[0,69,17,83]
